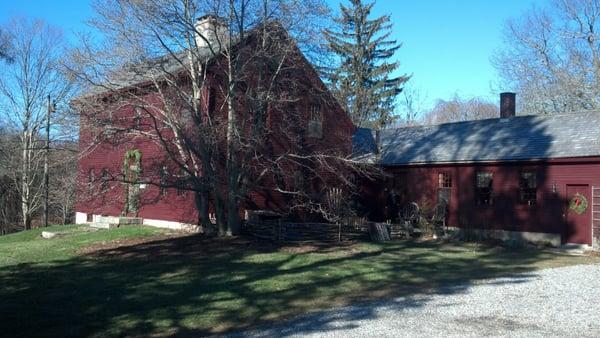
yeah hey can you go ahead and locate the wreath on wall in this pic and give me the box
[569,193,588,215]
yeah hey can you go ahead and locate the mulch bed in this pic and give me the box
[77,231,365,260]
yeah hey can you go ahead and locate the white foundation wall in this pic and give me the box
[75,211,200,232]
[143,218,201,232]
[75,212,88,224]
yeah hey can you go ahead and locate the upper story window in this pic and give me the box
[438,172,452,204]
[476,172,493,205]
[519,171,537,206]
[159,166,168,196]
[133,107,142,129]
[307,104,323,139]
[208,87,217,116]
[99,111,113,127]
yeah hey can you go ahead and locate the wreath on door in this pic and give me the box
[569,193,588,215]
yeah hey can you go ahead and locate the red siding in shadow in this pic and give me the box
[372,158,600,239]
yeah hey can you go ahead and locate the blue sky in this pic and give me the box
[368,0,544,108]
[1,0,546,109]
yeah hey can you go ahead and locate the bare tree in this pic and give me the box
[0,129,20,234]
[422,94,498,125]
[49,142,78,224]
[68,0,375,236]
[0,18,74,230]
[493,0,600,114]
[0,27,12,62]
[395,84,428,126]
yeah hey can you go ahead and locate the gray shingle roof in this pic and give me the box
[86,47,218,96]
[352,127,378,162]
[353,111,600,165]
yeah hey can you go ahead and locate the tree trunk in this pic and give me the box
[214,192,227,236]
[227,191,240,236]
[195,190,215,234]
[21,131,31,230]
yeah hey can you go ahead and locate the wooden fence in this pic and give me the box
[243,220,367,243]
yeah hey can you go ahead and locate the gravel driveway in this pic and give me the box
[230,263,600,337]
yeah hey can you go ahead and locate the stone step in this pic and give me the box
[90,222,114,229]
[92,216,143,228]
[118,217,143,225]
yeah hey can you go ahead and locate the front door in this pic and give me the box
[564,184,592,245]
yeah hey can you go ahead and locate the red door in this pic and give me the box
[564,184,592,245]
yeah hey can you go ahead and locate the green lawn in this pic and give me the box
[0,225,598,337]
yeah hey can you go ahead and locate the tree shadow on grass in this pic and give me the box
[0,235,583,338]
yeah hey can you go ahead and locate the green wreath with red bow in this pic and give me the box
[569,193,588,215]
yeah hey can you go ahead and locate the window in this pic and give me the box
[159,166,168,196]
[100,111,113,126]
[325,187,344,210]
[476,172,493,205]
[133,107,142,129]
[438,172,452,204]
[307,104,323,139]
[208,87,217,115]
[100,169,109,192]
[88,169,95,192]
[293,170,304,191]
[176,169,187,196]
[519,171,537,205]
[391,172,407,194]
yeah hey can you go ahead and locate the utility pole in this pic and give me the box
[43,95,55,227]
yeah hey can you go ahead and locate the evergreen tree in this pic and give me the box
[324,0,410,128]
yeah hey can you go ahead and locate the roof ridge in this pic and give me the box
[381,110,600,133]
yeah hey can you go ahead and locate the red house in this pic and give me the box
[74,17,354,231]
[354,93,600,248]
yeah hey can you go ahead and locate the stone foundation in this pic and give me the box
[448,226,561,247]
[75,212,199,232]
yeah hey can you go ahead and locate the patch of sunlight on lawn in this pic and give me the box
[0,225,164,266]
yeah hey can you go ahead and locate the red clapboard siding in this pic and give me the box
[76,42,354,225]
[369,158,600,241]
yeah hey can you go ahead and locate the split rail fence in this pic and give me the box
[243,219,368,243]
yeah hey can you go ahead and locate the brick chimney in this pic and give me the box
[500,92,516,118]
[195,15,229,50]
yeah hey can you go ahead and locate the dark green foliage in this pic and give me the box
[323,0,410,128]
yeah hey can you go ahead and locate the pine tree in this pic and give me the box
[324,0,410,129]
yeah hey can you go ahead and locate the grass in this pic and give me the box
[0,225,599,337]
[0,224,161,266]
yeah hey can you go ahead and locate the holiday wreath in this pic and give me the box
[569,193,588,215]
